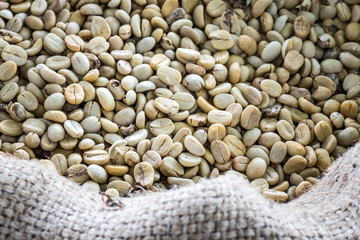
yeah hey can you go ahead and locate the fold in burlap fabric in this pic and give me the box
[1,144,360,239]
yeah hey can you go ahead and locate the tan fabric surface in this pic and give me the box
[1,143,360,239]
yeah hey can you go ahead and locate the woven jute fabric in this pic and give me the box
[1,144,360,239]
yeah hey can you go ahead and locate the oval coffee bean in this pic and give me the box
[246,157,267,180]
[184,135,206,156]
[210,140,231,164]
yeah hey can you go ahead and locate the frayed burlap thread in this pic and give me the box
[1,144,360,239]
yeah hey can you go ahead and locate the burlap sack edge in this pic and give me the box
[1,143,360,239]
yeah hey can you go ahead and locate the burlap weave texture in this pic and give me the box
[1,143,360,239]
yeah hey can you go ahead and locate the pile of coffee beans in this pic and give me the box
[0,0,359,201]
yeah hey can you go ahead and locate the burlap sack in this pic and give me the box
[1,143,360,239]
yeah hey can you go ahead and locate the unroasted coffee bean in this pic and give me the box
[206,0,226,17]
[238,35,257,56]
[250,178,269,192]
[284,50,304,71]
[104,165,129,176]
[260,80,282,97]
[50,154,68,175]
[107,180,131,196]
[160,157,184,177]
[157,66,182,86]
[46,56,71,71]
[64,84,84,105]
[142,150,162,169]
[295,123,311,146]
[154,97,180,115]
[286,141,306,157]
[167,177,195,186]
[43,33,65,54]
[184,135,206,156]
[208,110,233,126]
[283,155,307,175]
[241,105,261,130]
[178,152,201,167]
[71,52,90,75]
[315,148,331,172]
[64,120,84,139]
[40,67,66,85]
[87,164,108,184]
[232,156,250,172]
[242,86,262,105]
[151,134,172,157]
[314,121,332,143]
[0,119,23,136]
[261,42,281,62]
[223,135,246,157]
[277,120,295,141]
[176,48,200,62]
[91,16,111,40]
[124,151,141,167]
[246,157,267,180]
[263,189,288,202]
[65,164,89,183]
[0,61,17,81]
[209,30,234,50]
[270,141,287,164]
[293,16,310,39]
[337,127,359,147]
[295,181,312,197]
[65,34,85,52]
[17,91,38,112]
[134,162,154,188]
[211,140,230,164]
[48,123,65,142]
[96,87,115,112]
[0,82,19,102]
[83,150,110,165]
[2,45,27,66]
